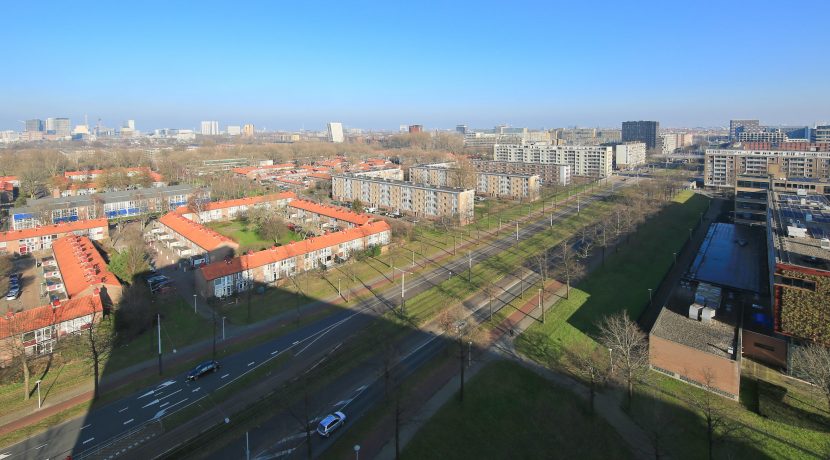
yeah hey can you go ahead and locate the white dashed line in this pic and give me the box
[82,437,95,444]
[159,389,182,401]
[35,444,47,450]
[123,418,134,425]
[159,402,170,408]
[292,341,299,345]
[118,407,129,413]
[192,387,201,393]
[247,361,255,367]
[82,424,92,429]
[221,373,229,379]
[271,349,280,355]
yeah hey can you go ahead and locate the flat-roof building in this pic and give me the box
[705,149,830,188]
[471,160,570,186]
[493,142,613,178]
[409,162,541,201]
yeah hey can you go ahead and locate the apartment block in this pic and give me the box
[196,221,391,298]
[614,142,647,169]
[0,218,109,255]
[149,212,240,267]
[704,149,830,188]
[409,163,540,201]
[352,167,404,181]
[331,174,475,225]
[471,160,570,186]
[493,142,613,178]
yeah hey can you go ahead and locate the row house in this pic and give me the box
[196,221,391,298]
[287,199,371,230]
[177,192,296,223]
[12,185,196,230]
[52,235,123,303]
[0,218,109,255]
[150,212,240,267]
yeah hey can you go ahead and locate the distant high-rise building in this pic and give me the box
[25,119,44,132]
[815,125,830,143]
[729,119,760,141]
[621,121,659,150]
[45,118,56,133]
[243,124,255,137]
[124,120,135,130]
[227,125,241,136]
[327,122,344,143]
[53,118,71,137]
[408,125,423,134]
[456,124,468,135]
[200,121,219,136]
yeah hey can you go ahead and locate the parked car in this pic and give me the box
[317,411,346,437]
[186,360,220,381]
[5,287,20,300]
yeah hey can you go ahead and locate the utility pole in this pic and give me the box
[157,313,162,375]
[411,249,415,268]
[212,309,217,360]
[516,222,519,241]
[468,251,472,283]
[550,213,553,227]
[539,288,544,323]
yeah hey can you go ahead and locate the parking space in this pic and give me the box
[4,254,64,312]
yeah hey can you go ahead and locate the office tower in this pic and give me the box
[621,121,659,150]
[200,121,219,136]
[327,122,345,143]
[227,125,241,136]
[729,119,760,141]
[456,124,468,135]
[242,124,255,137]
[51,118,71,137]
[25,119,44,132]
[408,125,423,133]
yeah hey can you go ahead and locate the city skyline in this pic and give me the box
[1,1,828,131]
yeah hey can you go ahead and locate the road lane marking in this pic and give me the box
[271,349,280,355]
[276,433,305,445]
[118,407,129,413]
[0,454,10,459]
[138,390,155,399]
[142,399,160,408]
[35,444,47,450]
[82,437,95,444]
[247,361,255,367]
[292,341,299,345]
[272,447,296,458]
[156,380,176,390]
[123,419,134,425]
[82,424,91,429]
[333,398,353,407]
[192,387,201,393]
[158,389,182,401]
[221,373,229,379]
[159,402,170,408]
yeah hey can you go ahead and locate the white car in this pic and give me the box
[316,411,346,437]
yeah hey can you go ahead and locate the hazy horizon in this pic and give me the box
[1,0,828,132]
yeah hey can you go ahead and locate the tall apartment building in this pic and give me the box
[408,125,423,133]
[227,125,241,136]
[52,118,71,137]
[327,122,345,143]
[737,129,786,144]
[614,142,647,169]
[621,121,659,150]
[659,133,678,154]
[704,149,830,188]
[200,121,220,136]
[25,119,44,132]
[493,142,613,178]
[409,163,540,201]
[729,119,760,141]
[243,124,255,137]
[472,160,570,186]
[815,125,830,143]
[331,174,475,225]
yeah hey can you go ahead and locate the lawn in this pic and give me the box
[207,220,302,251]
[402,360,633,460]
[516,191,710,364]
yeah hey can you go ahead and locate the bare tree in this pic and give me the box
[791,343,830,412]
[85,309,114,399]
[597,311,648,408]
[551,239,584,299]
[576,224,595,259]
[2,312,35,401]
[688,369,741,460]
[566,342,609,414]
[186,188,211,222]
[438,306,480,403]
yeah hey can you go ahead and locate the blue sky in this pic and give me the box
[0,0,827,131]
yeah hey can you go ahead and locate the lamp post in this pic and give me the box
[354,444,361,460]
[608,348,613,372]
[648,288,653,305]
[673,252,677,266]
[157,313,163,375]
[222,316,226,341]
[468,341,473,368]
[395,268,409,314]
[35,379,42,409]
[516,222,519,241]
[193,294,197,314]
[468,251,472,283]
[212,310,217,360]
[338,278,341,297]
[688,228,693,240]
[538,288,544,323]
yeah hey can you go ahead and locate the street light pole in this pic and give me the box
[338,278,341,297]
[516,222,519,241]
[212,309,217,360]
[609,348,613,372]
[222,316,226,340]
[193,294,197,314]
[354,444,361,460]
[35,379,42,409]
[157,313,163,375]
[538,288,544,323]
[648,288,653,305]
[468,251,472,283]
[673,252,677,266]
[468,341,472,368]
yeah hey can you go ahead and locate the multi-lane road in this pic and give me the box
[1,177,632,460]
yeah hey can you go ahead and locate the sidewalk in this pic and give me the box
[0,189,596,441]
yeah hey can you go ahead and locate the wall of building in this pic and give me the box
[649,334,741,400]
[741,329,787,368]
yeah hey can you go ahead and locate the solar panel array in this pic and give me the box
[778,193,830,239]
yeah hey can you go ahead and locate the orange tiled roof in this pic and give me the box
[65,169,103,178]
[200,220,390,281]
[308,172,331,180]
[201,192,295,212]
[231,163,295,175]
[0,176,19,183]
[52,235,121,298]
[0,182,14,192]
[158,212,239,251]
[0,219,108,243]
[0,295,103,340]
[288,199,370,225]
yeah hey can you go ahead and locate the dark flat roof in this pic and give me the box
[687,223,765,293]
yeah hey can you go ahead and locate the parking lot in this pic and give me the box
[4,254,58,313]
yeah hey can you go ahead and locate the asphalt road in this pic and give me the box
[1,177,631,460]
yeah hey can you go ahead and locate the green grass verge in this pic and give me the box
[207,220,302,251]
[402,360,633,460]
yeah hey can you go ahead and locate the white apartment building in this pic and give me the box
[659,134,678,154]
[200,121,219,136]
[493,142,613,178]
[614,142,647,169]
[704,149,830,187]
[327,122,345,143]
[227,125,241,136]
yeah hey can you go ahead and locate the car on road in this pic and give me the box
[5,286,20,300]
[185,360,221,381]
[317,411,346,437]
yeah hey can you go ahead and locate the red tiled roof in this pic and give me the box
[52,235,120,298]
[308,172,332,180]
[0,182,14,192]
[288,199,370,225]
[65,169,103,178]
[231,163,295,175]
[0,295,103,340]
[0,176,19,183]
[199,192,295,212]
[200,220,391,281]
[0,219,108,243]
[158,212,239,251]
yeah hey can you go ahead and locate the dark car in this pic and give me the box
[186,360,220,381]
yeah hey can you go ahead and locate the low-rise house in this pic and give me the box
[177,192,296,223]
[52,235,122,303]
[0,218,109,255]
[196,220,391,298]
[150,212,239,267]
[287,199,371,229]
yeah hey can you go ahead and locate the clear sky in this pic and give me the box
[1,0,828,131]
